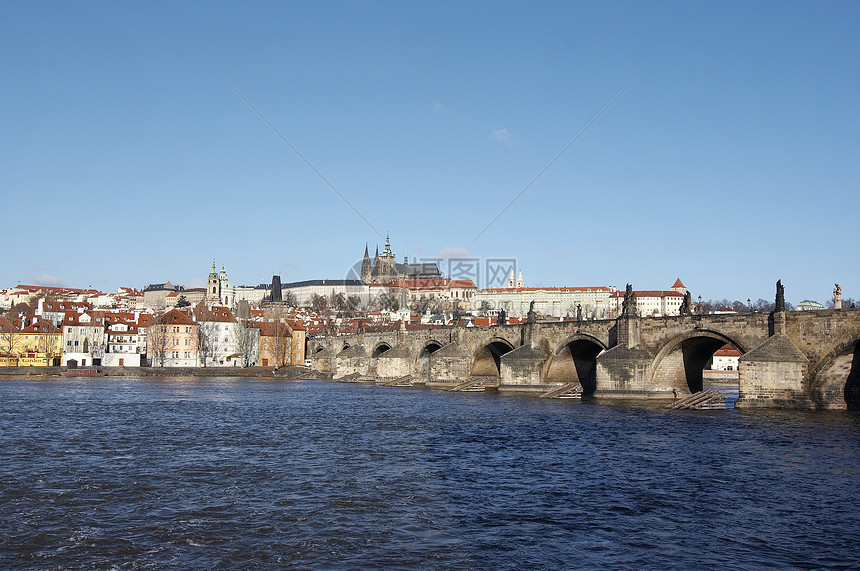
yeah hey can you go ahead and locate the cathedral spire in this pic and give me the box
[382,232,393,258]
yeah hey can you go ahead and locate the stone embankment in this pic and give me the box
[0,366,325,379]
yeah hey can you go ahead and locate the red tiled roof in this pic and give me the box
[161,308,196,326]
[609,290,683,298]
[20,321,60,334]
[714,344,741,357]
[193,305,236,323]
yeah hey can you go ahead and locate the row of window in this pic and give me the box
[169,351,194,359]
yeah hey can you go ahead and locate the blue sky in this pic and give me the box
[1,1,858,305]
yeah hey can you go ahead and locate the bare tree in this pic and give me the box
[37,324,62,366]
[197,322,217,367]
[330,292,347,311]
[271,321,292,368]
[86,324,106,365]
[284,291,298,307]
[147,315,170,367]
[311,294,329,314]
[373,293,399,312]
[234,321,258,367]
[827,297,857,309]
[0,315,21,366]
[347,295,362,314]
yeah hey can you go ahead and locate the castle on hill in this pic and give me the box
[360,234,442,285]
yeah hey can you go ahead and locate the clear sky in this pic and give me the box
[2,1,858,305]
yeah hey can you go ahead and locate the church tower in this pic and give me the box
[377,233,396,277]
[360,244,372,283]
[206,260,219,304]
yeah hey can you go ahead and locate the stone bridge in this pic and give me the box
[310,308,860,410]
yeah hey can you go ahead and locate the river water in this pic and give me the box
[1,377,858,570]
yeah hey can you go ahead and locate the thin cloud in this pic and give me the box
[433,101,456,115]
[553,249,571,257]
[490,128,518,146]
[434,246,473,260]
[28,274,66,287]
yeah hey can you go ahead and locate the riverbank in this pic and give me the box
[0,365,330,380]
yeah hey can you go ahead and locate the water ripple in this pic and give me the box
[0,378,858,569]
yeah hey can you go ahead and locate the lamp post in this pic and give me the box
[747,298,752,313]
[698,295,702,315]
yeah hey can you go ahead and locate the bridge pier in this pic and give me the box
[334,344,369,379]
[595,344,657,398]
[375,346,413,381]
[499,345,551,393]
[737,332,813,408]
[427,342,471,387]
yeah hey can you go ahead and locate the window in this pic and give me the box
[173,326,180,333]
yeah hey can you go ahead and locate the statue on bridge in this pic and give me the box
[576,303,582,322]
[622,284,638,317]
[775,279,785,312]
[497,308,506,326]
[834,283,843,309]
[527,301,537,324]
[679,291,692,316]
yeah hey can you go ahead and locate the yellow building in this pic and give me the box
[256,320,306,367]
[2,319,62,366]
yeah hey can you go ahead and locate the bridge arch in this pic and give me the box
[650,330,745,395]
[415,340,445,378]
[418,340,444,359]
[371,342,392,358]
[472,338,516,376]
[809,338,860,410]
[545,334,608,395]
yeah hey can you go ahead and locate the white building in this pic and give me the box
[102,321,143,367]
[797,300,824,311]
[711,344,741,370]
[609,279,688,318]
[282,280,371,308]
[194,305,258,367]
[61,311,106,367]
[473,286,615,319]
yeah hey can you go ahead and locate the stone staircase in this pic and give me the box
[378,375,414,387]
[539,383,583,399]
[448,376,494,392]
[667,389,726,410]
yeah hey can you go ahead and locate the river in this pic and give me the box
[1,377,858,569]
